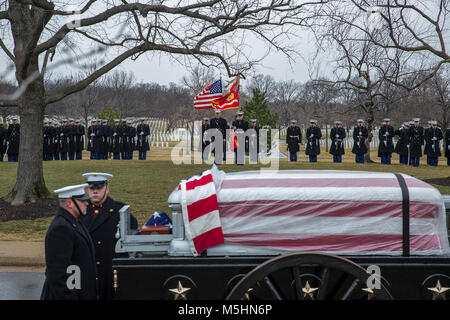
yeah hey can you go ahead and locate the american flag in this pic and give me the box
[196,170,448,255]
[178,170,224,256]
[193,79,223,109]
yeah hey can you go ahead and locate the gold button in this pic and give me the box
[94,210,99,214]
[97,261,100,265]
[97,241,101,245]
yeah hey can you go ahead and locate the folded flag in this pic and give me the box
[145,211,173,230]
[135,211,173,235]
[178,170,224,256]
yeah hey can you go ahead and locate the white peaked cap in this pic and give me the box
[54,184,89,200]
[82,172,113,183]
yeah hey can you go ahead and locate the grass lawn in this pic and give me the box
[0,146,449,241]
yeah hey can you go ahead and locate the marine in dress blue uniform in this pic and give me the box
[75,120,85,160]
[408,118,424,167]
[305,120,322,163]
[378,118,395,164]
[330,121,346,163]
[286,120,302,162]
[394,122,410,165]
[352,119,368,163]
[81,173,138,300]
[136,118,150,160]
[209,109,229,164]
[424,121,443,167]
[41,184,98,300]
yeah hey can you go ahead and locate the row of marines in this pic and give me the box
[0,118,152,162]
[200,111,449,166]
[284,118,449,166]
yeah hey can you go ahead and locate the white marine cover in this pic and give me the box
[210,169,449,256]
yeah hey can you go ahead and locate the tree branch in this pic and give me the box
[0,37,14,61]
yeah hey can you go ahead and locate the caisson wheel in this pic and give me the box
[226,252,392,300]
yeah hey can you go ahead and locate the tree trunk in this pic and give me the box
[364,109,375,163]
[6,77,51,205]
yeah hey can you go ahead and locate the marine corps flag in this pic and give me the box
[212,77,239,111]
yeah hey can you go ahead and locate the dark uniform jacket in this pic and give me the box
[286,126,302,153]
[68,125,76,153]
[424,127,443,157]
[54,126,60,153]
[7,123,20,154]
[330,127,346,156]
[100,125,111,155]
[128,125,136,151]
[81,197,138,300]
[41,208,97,300]
[378,125,395,156]
[136,124,150,151]
[445,128,450,158]
[408,125,424,158]
[0,126,7,154]
[75,125,85,153]
[306,126,322,156]
[394,127,409,156]
[111,125,123,153]
[352,126,368,156]
[45,126,58,154]
[59,125,71,153]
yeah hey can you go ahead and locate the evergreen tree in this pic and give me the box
[97,107,121,126]
[240,88,278,153]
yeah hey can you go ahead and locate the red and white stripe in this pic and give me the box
[215,170,449,255]
[178,170,224,256]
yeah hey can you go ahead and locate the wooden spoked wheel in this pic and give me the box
[226,252,393,300]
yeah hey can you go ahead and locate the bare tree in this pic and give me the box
[300,79,339,150]
[245,73,277,99]
[311,6,415,161]
[102,70,136,118]
[0,0,323,204]
[320,1,450,90]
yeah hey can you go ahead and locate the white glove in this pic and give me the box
[336,134,339,138]
[432,137,437,141]
[60,133,64,137]
[310,134,314,138]
[90,133,95,137]
[113,133,117,137]
[140,132,144,135]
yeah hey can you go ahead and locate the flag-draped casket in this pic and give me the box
[178,168,449,256]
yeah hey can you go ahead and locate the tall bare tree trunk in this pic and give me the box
[6,75,51,205]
